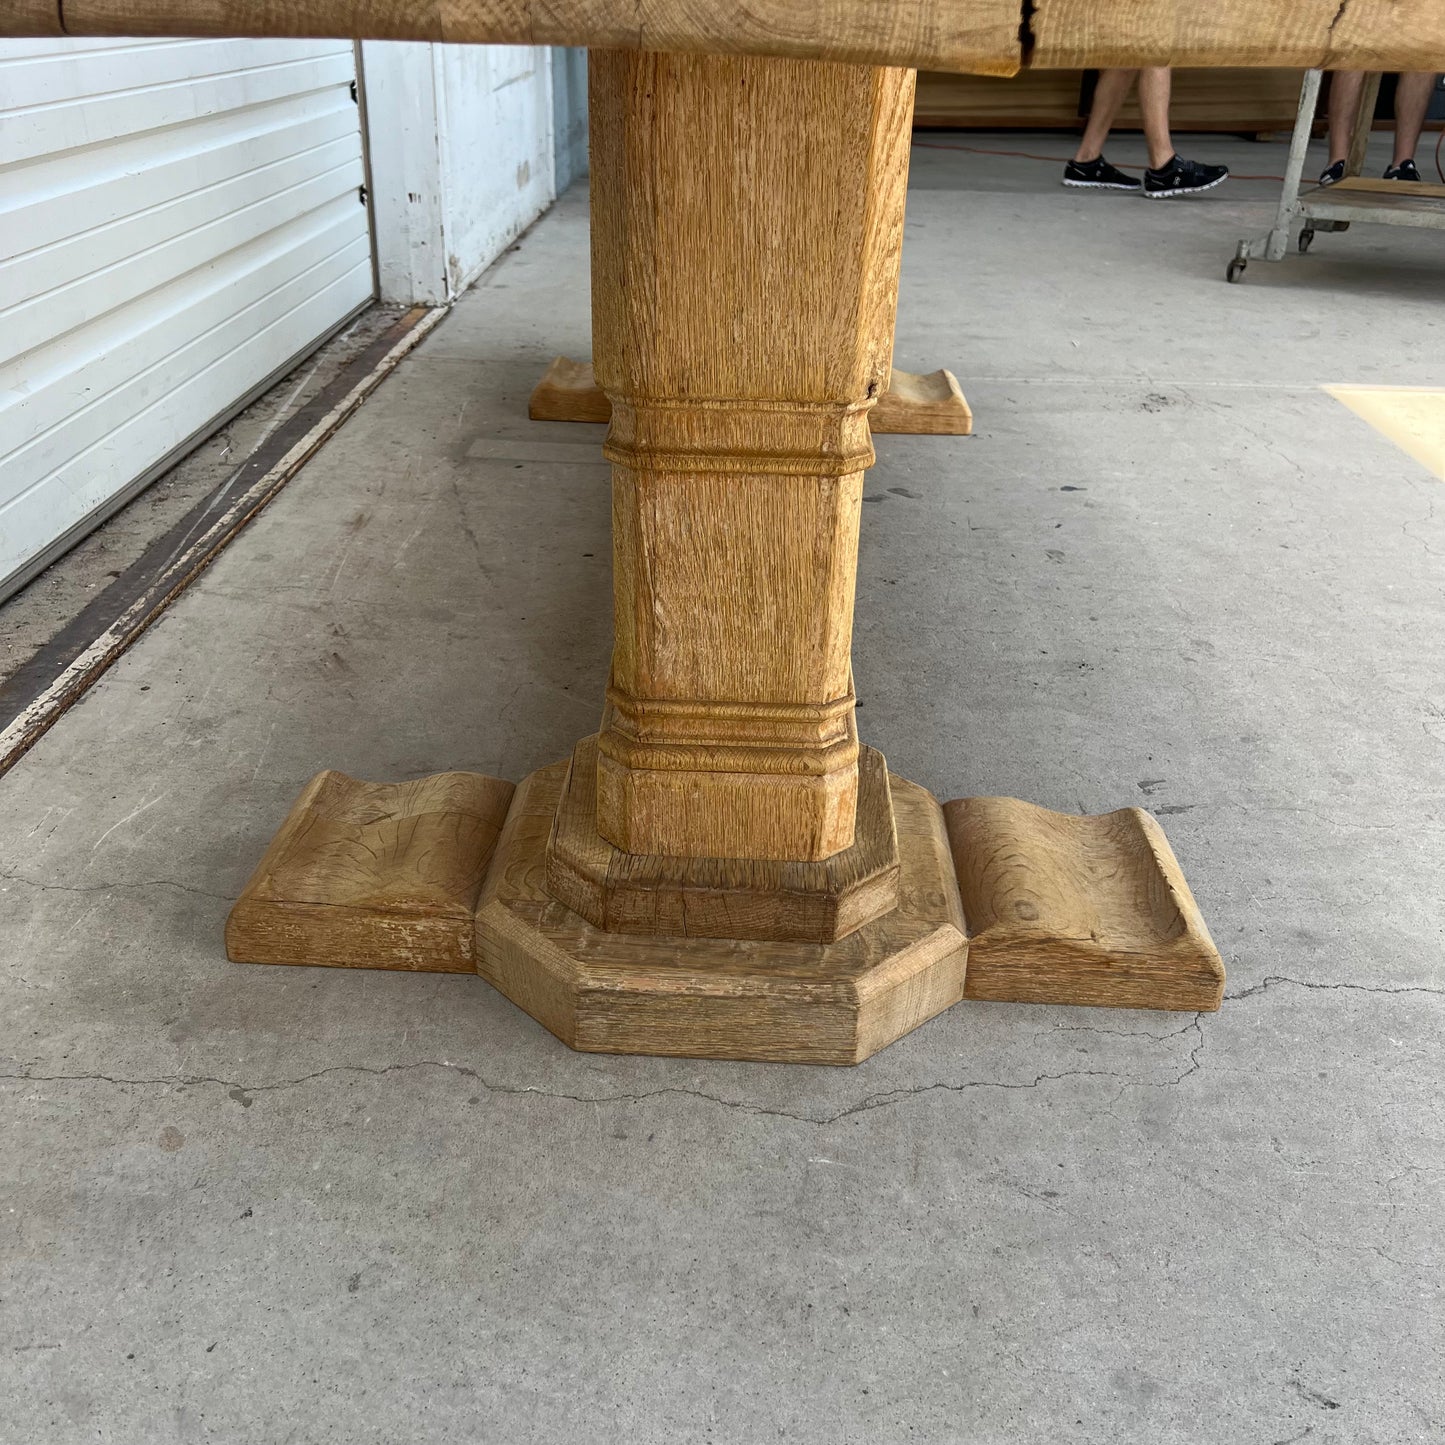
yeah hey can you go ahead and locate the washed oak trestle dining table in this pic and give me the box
[8,1,1441,1062]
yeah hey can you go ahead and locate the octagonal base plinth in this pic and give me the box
[477,762,969,1065]
[546,734,900,943]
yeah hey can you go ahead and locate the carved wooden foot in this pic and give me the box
[945,798,1224,1012]
[226,771,514,973]
[528,357,973,437]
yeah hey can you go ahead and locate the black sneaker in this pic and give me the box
[1383,158,1422,182]
[1319,159,1346,186]
[1143,154,1230,198]
[1063,156,1142,191]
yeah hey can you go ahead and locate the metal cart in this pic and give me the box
[1228,69,1445,281]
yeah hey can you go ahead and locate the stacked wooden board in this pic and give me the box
[914,69,1305,135]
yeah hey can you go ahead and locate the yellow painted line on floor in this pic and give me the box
[1324,385,1445,480]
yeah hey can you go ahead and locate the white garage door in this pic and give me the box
[0,36,375,599]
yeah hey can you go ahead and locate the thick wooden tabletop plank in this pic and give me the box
[0,0,1023,74]
[5,0,65,33]
[1032,0,1445,71]
[1,1,1441,78]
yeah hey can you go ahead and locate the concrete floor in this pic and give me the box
[0,305,409,674]
[2,134,1443,1443]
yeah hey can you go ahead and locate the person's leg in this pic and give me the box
[1074,68,1138,162]
[1137,66,1175,169]
[1392,71,1438,165]
[1137,65,1229,196]
[1328,70,1365,165]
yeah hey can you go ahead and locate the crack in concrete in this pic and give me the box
[1245,803,1442,834]
[0,872,234,903]
[1290,1376,1342,1412]
[1380,1162,1442,1255]
[1034,1018,1200,1043]
[1402,486,1442,559]
[1270,1427,1314,1445]
[6,973,1435,1122]
[1227,975,1445,1001]
[0,1047,1209,1125]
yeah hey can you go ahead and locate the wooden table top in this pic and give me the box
[4,0,1442,75]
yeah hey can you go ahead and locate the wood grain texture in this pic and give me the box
[4,0,1022,73]
[589,51,915,861]
[1303,187,1445,220]
[945,797,1224,1011]
[476,762,968,1064]
[880,368,973,435]
[1328,176,1445,200]
[1111,68,1304,132]
[530,358,972,436]
[1344,75,1383,178]
[546,734,900,942]
[919,67,1306,133]
[914,68,1086,127]
[226,770,515,973]
[914,67,1304,132]
[528,357,611,424]
[11,1,1442,70]
[4,0,65,33]
[1032,0,1445,71]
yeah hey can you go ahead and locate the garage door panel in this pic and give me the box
[0,205,370,483]
[1,48,357,165]
[0,146,364,347]
[0,37,351,110]
[0,38,143,62]
[0,36,373,598]
[0,253,372,583]
[0,89,360,257]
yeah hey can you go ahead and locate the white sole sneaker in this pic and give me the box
[1143,174,1229,199]
[1062,178,1141,190]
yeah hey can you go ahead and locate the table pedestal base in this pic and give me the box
[223,51,1227,1067]
[227,759,1223,1064]
[478,761,966,1065]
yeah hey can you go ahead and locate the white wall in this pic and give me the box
[551,48,588,194]
[355,42,447,305]
[361,42,556,305]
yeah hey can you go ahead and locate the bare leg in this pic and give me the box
[1137,66,1175,169]
[1329,70,1365,165]
[1393,71,1438,165]
[1074,68,1138,162]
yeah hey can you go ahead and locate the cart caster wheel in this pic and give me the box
[1226,259,1247,283]
[1299,229,1314,253]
